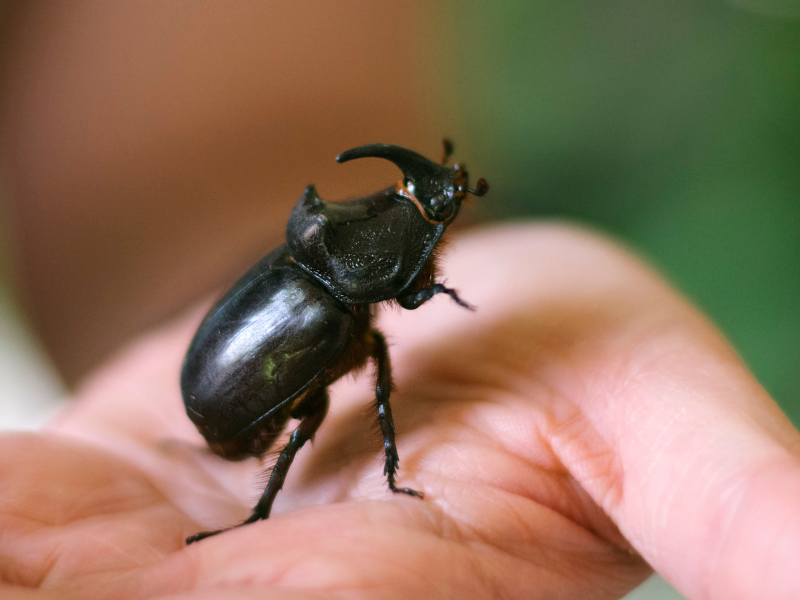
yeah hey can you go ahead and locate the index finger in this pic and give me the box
[419,223,800,600]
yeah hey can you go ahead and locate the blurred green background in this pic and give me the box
[447,0,800,426]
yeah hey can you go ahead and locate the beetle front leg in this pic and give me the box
[371,331,424,499]
[186,390,329,545]
[397,283,474,311]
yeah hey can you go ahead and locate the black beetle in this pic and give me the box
[181,142,488,543]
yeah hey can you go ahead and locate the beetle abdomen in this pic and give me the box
[181,245,354,451]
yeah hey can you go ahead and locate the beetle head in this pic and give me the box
[336,142,487,225]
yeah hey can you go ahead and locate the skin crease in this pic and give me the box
[1,223,799,600]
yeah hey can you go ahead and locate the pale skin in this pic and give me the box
[1,223,798,600]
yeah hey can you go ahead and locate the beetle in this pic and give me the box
[181,142,488,543]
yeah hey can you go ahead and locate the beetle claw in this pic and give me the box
[453,296,476,311]
[186,529,224,544]
[389,482,425,499]
[442,288,475,311]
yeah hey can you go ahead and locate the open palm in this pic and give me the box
[1,224,798,600]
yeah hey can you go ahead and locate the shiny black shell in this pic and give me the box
[286,185,444,304]
[181,245,354,446]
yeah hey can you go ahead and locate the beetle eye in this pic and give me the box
[429,195,455,222]
[405,179,416,195]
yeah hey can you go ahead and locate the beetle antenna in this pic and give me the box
[466,178,489,197]
[441,139,454,164]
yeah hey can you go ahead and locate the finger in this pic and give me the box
[0,434,195,596]
[394,223,800,600]
[46,307,258,528]
[135,499,649,600]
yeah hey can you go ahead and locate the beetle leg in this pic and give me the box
[185,389,329,545]
[249,389,330,519]
[372,331,424,499]
[397,283,475,311]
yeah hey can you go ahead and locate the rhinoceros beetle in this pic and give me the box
[181,142,488,543]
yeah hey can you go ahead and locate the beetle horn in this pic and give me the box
[336,143,450,192]
[336,143,488,213]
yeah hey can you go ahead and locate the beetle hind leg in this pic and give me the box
[248,388,330,519]
[371,330,424,499]
[185,388,330,545]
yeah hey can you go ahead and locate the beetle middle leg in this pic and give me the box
[185,388,329,544]
[371,330,424,499]
[397,283,474,311]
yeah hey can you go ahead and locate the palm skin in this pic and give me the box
[1,224,798,600]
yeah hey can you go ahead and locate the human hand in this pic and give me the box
[1,223,798,599]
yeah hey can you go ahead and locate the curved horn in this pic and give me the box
[336,143,453,200]
[335,143,486,224]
